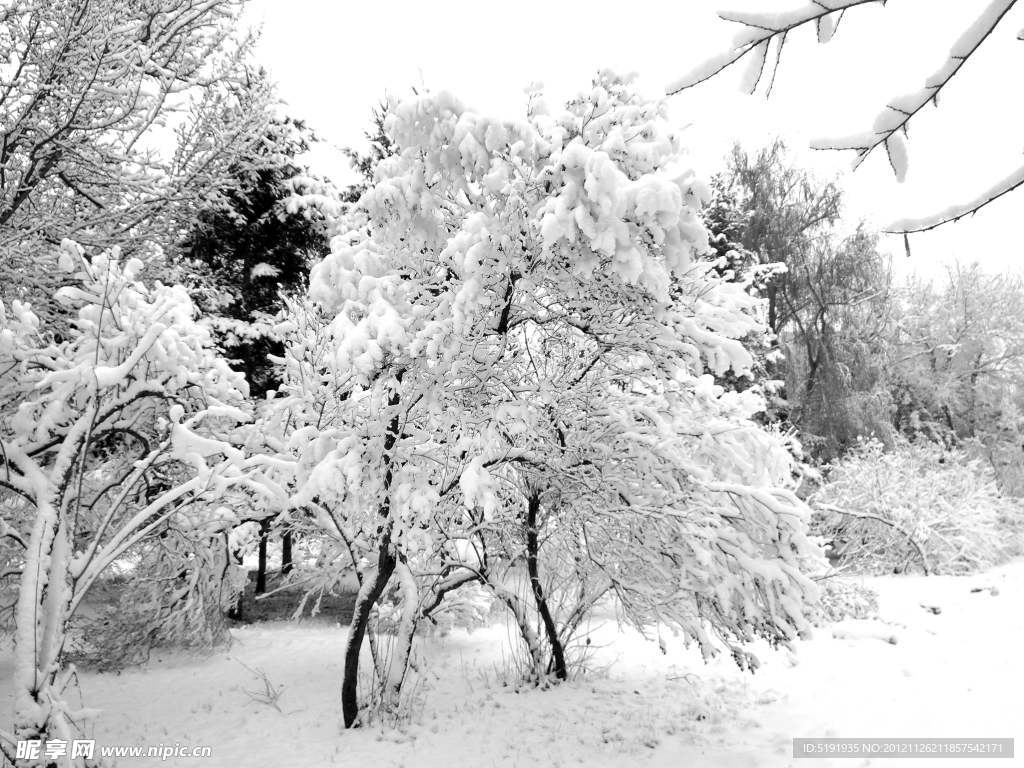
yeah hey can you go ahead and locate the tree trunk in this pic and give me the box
[281,530,293,576]
[384,559,419,710]
[223,532,244,621]
[341,374,404,728]
[341,545,396,728]
[13,498,76,748]
[804,344,821,400]
[255,518,270,595]
[493,585,548,682]
[942,405,958,440]
[232,542,246,621]
[967,351,984,438]
[525,491,567,681]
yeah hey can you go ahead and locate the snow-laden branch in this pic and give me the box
[0,516,26,549]
[668,0,1024,232]
[885,163,1024,233]
[810,0,1019,181]
[666,1,883,96]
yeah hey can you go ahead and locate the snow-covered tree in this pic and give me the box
[669,0,1023,232]
[0,243,281,763]
[0,0,272,326]
[279,73,820,728]
[709,142,842,336]
[706,142,894,458]
[889,263,1024,484]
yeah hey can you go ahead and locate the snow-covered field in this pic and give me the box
[3,562,1021,768]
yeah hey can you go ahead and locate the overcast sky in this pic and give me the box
[247,0,1024,278]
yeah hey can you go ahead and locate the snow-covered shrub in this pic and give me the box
[811,438,1024,575]
[66,530,240,671]
[811,578,879,625]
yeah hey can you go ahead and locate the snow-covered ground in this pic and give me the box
[2,561,1021,768]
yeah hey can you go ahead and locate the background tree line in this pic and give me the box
[704,139,1024,488]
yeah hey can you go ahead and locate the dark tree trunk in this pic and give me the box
[281,530,293,576]
[341,545,396,728]
[967,351,984,438]
[255,518,270,595]
[341,374,404,727]
[228,593,244,621]
[525,491,567,681]
[942,405,957,440]
[805,346,821,400]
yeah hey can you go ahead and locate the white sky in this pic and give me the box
[247,0,1024,278]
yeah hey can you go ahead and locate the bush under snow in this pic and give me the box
[811,438,1024,575]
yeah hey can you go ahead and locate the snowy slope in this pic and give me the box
[2,561,1021,767]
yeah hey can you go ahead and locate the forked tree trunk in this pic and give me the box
[525,491,567,681]
[494,586,548,681]
[13,497,77,749]
[341,545,396,728]
[341,376,404,728]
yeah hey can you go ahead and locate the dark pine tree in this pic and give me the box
[180,115,331,399]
